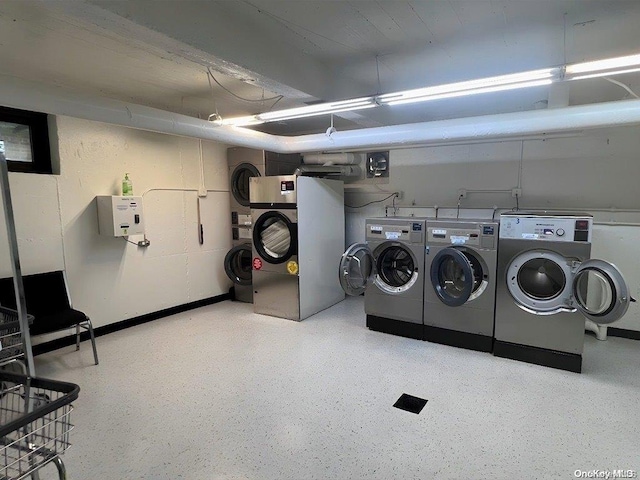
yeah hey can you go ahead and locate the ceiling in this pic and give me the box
[1,0,640,136]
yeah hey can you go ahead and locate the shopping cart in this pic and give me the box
[0,372,79,480]
[0,307,34,370]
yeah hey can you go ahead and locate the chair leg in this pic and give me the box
[86,318,99,365]
[75,323,81,351]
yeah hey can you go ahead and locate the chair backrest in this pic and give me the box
[0,271,71,316]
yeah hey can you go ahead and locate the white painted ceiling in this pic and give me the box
[1,0,640,136]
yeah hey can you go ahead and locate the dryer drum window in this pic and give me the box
[573,267,616,316]
[224,245,253,285]
[231,163,261,206]
[377,246,415,287]
[517,258,566,300]
[253,212,296,263]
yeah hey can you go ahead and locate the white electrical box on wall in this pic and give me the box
[96,196,145,236]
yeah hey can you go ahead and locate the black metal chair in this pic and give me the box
[0,271,99,365]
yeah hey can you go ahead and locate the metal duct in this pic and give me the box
[302,153,357,165]
[3,76,640,153]
[294,165,361,178]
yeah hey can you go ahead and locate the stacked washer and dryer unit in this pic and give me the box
[224,147,301,303]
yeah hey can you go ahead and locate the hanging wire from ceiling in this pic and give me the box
[603,77,640,99]
[206,67,283,103]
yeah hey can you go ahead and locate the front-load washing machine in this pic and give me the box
[424,219,499,352]
[494,212,634,373]
[250,175,345,320]
[339,218,426,340]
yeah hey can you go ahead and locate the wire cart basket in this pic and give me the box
[0,153,81,480]
[0,372,79,479]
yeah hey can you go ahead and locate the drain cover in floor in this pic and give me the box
[393,393,428,414]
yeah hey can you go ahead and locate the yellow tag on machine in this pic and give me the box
[286,260,299,275]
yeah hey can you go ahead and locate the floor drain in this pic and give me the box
[393,393,428,414]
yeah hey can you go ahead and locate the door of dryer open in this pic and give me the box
[338,243,376,296]
[430,247,489,307]
[507,251,633,324]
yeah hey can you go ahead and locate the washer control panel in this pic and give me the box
[428,227,481,246]
[367,221,424,244]
[500,215,592,242]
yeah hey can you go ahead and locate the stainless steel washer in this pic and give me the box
[224,238,253,303]
[494,212,633,373]
[339,218,426,340]
[424,219,499,352]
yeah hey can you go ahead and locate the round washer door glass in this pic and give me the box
[231,163,261,207]
[253,212,296,263]
[224,245,252,286]
[573,259,633,324]
[430,247,473,306]
[374,244,419,294]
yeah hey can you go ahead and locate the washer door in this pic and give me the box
[430,247,474,306]
[231,163,261,207]
[506,250,573,314]
[224,244,253,286]
[374,243,419,294]
[338,243,376,296]
[572,259,633,324]
[252,211,297,264]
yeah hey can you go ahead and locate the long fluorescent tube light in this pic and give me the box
[220,53,640,127]
[221,97,375,126]
[565,53,640,80]
[377,68,557,105]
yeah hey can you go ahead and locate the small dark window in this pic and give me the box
[0,106,53,174]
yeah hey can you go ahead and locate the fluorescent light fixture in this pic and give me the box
[377,68,558,105]
[217,52,640,127]
[565,53,640,80]
[222,97,375,126]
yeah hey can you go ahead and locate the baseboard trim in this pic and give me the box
[607,327,640,341]
[366,314,423,341]
[423,325,493,352]
[33,293,231,357]
[493,340,582,373]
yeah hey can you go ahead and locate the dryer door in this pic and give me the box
[252,211,297,264]
[231,163,261,207]
[224,244,253,286]
[430,247,474,307]
[339,243,376,296]
[572,259,634,324]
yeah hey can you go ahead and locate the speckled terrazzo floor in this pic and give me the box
[32,296,640,480]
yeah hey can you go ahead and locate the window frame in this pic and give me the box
[0,106,53,174]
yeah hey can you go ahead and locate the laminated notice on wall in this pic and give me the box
[385,231,401,240]
[450,235,468,245]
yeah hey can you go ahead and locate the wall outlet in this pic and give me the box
[511,188,522,198]
[137,239,151,247]
[395,191,403,200]
[458,189,467,199]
